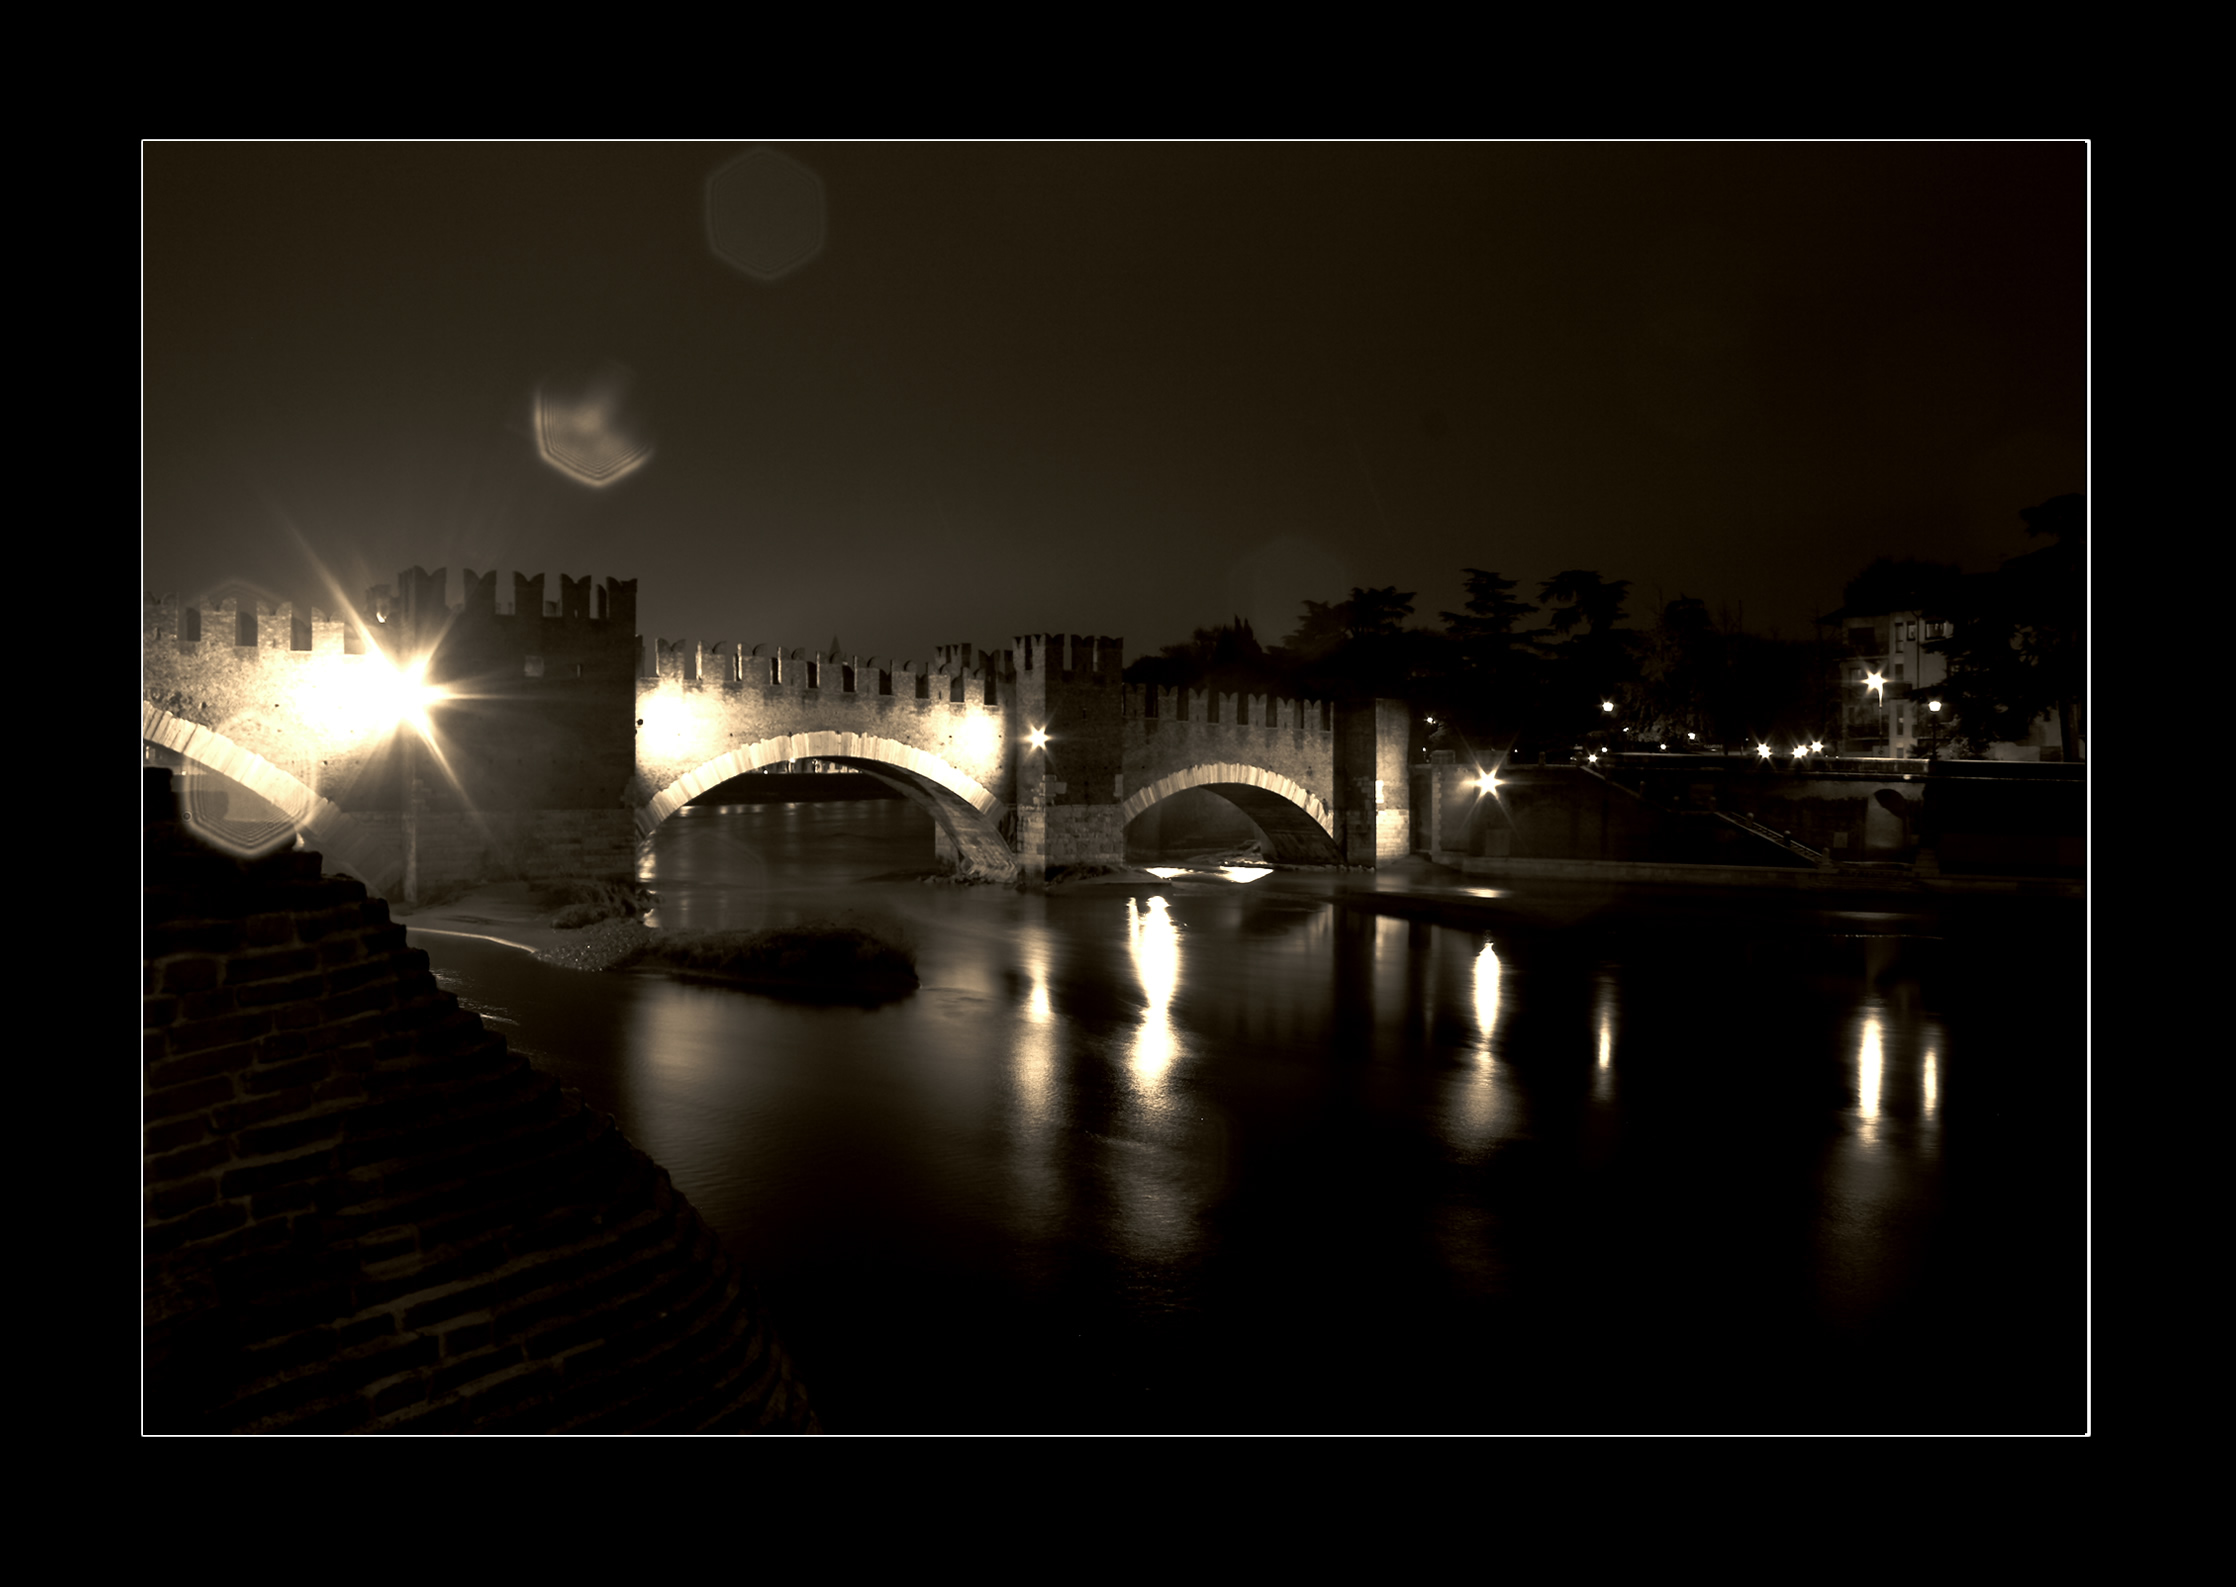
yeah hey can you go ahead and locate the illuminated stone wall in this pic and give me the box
[636,638,1022,878]
[144,593,399,823]
[1013,634,1126,876]
[145,571,641,892]
[1333,698,1412,863]
[142,771,817,1433]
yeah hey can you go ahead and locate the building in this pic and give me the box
[1820,606,1953,757]
[1819,592,2070,761]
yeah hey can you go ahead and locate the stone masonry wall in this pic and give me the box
[143,770,816,1433]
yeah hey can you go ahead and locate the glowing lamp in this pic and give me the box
[373,656,444,739]
[1027,728,1048,750]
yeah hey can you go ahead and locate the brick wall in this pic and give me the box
[142,770,815,1433]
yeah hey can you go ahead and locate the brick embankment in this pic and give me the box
[142,771,818,1434]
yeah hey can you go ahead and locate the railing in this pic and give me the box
[1711,810,1827,865]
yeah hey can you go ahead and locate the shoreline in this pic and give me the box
[391,882,655,971]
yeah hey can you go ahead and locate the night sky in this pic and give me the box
[143,142,2087,664]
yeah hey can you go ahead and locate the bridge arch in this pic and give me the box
[141,704,397,892]
[639,731,1017,880]
[1119,763,1342,864]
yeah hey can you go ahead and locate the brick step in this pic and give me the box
[611,1273,793,1433]
[494,1225,738,1431]
[546,1265,766,1433]
[319,1103,619,1238]
[501,1212,714,1364]
[211,1132,642,1363]
[362,1046,545,1117]
[357,1025,528,1095]
[427,1227,722,1433]
[356,1194,679,1336]
[524,1260,743,1434]
[212,1322,439,1432]
[338,1064,560,1162]
[334,1091,611,1213]
[646,1306,792,1433]
[364,1146,645,1274]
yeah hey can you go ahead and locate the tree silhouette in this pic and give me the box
[1437,570,1541,742]
[1535,571,1640,737]
[1538,570,1631,636]
[1638,594,1721,742]
[1926,495,2085,758]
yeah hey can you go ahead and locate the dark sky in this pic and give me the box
[144,142,2087,663]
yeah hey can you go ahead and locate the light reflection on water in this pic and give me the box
[1593,971,1618,1104]
[417,801,2081,1431]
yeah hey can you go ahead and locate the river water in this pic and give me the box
[413,799,2087,1433]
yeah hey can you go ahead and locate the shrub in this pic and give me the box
[537,878,656,930]
[630,917,918,1004]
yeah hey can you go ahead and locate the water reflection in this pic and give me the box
[407,802,2079,1431]
[1592,970,1618,1104]
[1445,939,1513,1158]
[1126,895,1183,1096]
[1006,931,1064,1244]
[1857,1008,1886,1145]
[1473,940,1503,1046]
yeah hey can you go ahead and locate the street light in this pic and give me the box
[1863,670,1887,757]
[1926,698,1942,759]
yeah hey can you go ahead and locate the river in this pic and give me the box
[412,798,2086,1433]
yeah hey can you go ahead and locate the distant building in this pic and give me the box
[1817,591,2067,760]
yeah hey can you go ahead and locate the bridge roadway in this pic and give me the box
[142,574,1414,891]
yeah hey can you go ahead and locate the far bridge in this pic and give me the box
[639,633,1411,881]
[143,568,1413,892]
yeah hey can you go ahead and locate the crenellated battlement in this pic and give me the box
[1010,633,1124,677]
[149,568,641,664]
[145,592,370,656]
[367,568,639,644]
[1120,681,1335,733]
[653,639,1010,705]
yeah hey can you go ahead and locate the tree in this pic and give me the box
[1278,586,1432,703]
[1539,570,1632,637]
[1926,495,2085,759]
[1123,617,1296,701]
[1637,594,1721,742]
[1534,570,1640,739]
[1437,569,1541,742]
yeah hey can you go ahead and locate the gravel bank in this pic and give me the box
[529,916,656,972]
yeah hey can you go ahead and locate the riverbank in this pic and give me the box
[388,882,654,970]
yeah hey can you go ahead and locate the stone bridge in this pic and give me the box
[638,632,1410,881]
[144,569,1412,891]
